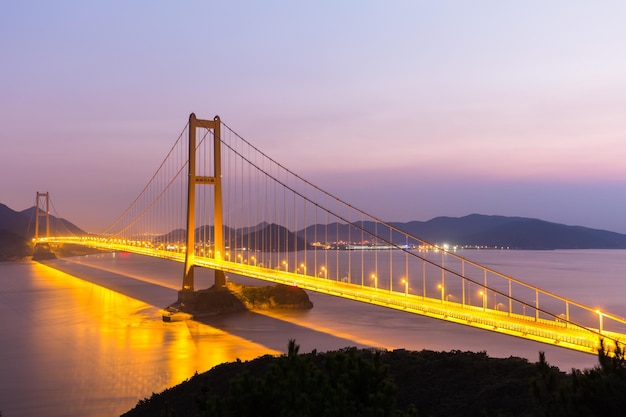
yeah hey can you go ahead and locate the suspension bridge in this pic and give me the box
[35,114,626,356]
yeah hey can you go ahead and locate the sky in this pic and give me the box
[2,1,626,234]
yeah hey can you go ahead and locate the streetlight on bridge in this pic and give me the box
[402,278,408,297]
[371,273,377,290]
[596,309,604,334]
[320,266,327,279]
[479,291,487,310]
[438,284,444,303]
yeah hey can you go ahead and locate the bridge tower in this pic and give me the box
[181,114,226,294]
[35,191,50,240]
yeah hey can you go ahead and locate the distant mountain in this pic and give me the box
[0,203,32,239]
[387,214,626,249]
[298,214,626,250]
[156,223,313,253]
[22,206,86,237]
[0,228,31,260]
[236,223,312,252]
[0,203,87,260]
[0,203,86,240]
[313,215,624,250]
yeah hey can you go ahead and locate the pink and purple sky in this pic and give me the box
[2,1,626,233]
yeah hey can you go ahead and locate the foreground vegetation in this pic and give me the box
[122,339,625,417]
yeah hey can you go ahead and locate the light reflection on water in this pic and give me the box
[0,261,276,417]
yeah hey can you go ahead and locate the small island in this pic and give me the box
[162,281,313,321]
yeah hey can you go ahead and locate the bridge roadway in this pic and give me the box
[41,237,626,356]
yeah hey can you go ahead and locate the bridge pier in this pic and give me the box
[177,289,198,306]
[177,268,227,306]
[214,269,226,287]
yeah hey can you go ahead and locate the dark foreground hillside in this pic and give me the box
[120,340,625,417]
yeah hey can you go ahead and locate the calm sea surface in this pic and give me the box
[0,249,624,417]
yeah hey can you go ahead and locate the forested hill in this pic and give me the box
[0,203,85,238]
[301,214,626,250]
[0,203,85,260]
[122,342,626,417]
[390,214,626,249]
